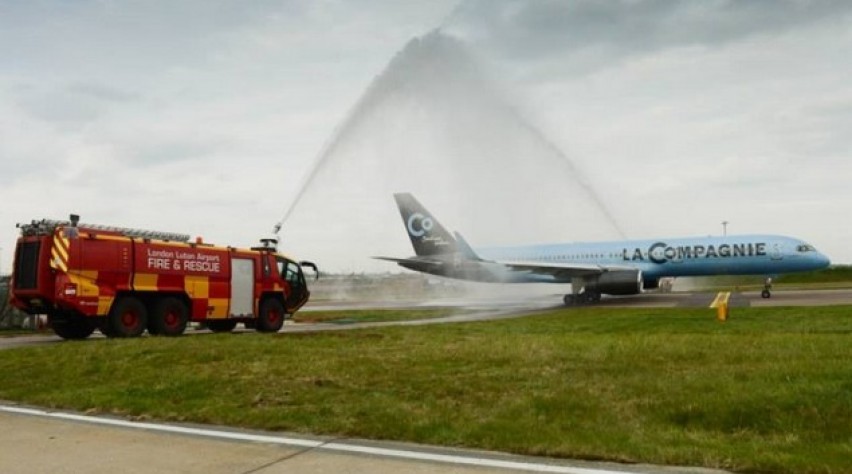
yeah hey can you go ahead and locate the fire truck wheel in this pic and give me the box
[257,299,285,333]
[150,297,188,337]
[50,314,95,340]
[108,297,148,338]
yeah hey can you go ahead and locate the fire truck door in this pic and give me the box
[230,258,254,316]
[283,260,308,312]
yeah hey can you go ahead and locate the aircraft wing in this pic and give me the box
[498,260,636,279]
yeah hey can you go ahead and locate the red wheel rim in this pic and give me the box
[121,311,138,328]
[164,309,179,329]
[268,309,280,324]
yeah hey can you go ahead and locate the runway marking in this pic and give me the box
[0,404,634,474]
[709,292,730,308]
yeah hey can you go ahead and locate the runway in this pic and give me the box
[595,287,852,308]
[304,287,852,312]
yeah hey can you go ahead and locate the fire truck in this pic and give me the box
[9,215,316,340]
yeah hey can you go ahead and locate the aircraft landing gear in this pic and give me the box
[563,291,601,306]
[762,277,773,299]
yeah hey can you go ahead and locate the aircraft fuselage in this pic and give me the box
[477,234,830,283]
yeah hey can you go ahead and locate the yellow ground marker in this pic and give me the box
[710,292,731,321]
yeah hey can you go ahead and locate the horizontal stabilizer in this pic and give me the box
[372,256,444,267]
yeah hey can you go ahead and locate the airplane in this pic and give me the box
[375,193,832,305]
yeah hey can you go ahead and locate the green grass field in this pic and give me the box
[691,265,852,291]
[0,306,850,473]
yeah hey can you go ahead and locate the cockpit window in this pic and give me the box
[797,244,816,252]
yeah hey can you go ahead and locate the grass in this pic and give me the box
[779,266,852,284]
[0,306,850,473]
[292,308,461,323]
[691,265,852,291]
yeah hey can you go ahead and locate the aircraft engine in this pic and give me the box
[586,270,643,295]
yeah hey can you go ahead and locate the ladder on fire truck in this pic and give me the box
[17,216,190,242]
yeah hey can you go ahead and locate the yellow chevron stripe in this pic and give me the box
[56,230,69,248]
[50,247,68,272]
[709,292,731,308]
[55,240,69,262]
[50,231,71,272]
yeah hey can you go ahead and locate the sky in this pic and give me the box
[1,0,851,274]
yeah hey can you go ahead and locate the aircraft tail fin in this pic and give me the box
[394,193,458,257]
[454,231,482,261]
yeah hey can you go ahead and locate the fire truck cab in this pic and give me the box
[10,216,316,339]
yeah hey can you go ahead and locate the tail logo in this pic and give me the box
[406,213,434,238]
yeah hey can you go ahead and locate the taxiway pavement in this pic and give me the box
[0,406,729,474]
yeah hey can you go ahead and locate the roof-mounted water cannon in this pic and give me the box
[260,238,278,250]
[250,221,283,252]
[66,213,80,239]
[251,224,281,252]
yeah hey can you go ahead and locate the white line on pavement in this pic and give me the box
[0,404,632,474]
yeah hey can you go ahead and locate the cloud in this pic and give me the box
[12,82,139,128]
[0,0,461,273]
[446,0,852,72]
[1,0,850,273]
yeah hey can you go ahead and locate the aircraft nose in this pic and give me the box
[816,252,831,268]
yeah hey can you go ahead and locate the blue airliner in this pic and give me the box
[376,193,831,304]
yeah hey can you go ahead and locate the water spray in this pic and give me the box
[276,30,627,271]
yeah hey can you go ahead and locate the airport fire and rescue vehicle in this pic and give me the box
[9,215,317,340]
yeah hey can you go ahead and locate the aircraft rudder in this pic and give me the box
[393,192,457,256]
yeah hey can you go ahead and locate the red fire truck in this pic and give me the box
[9,215,316,340]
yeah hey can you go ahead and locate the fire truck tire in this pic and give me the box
[257,298,285,333]
[207,320,237,333]
[50,314,95,340]
[107,297,148,338]
[150,297,188,337]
